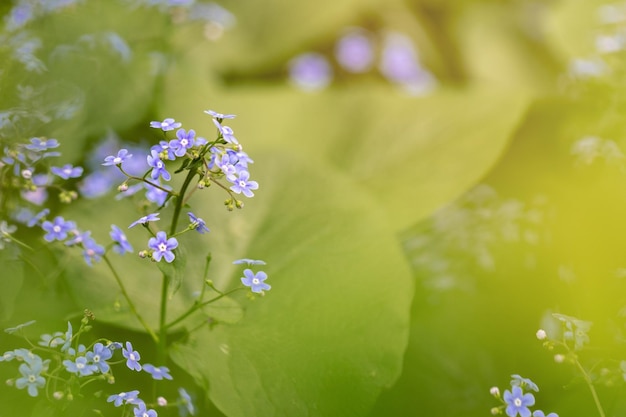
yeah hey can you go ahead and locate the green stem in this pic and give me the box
[170,166,197,235]
[157,271,169,364]
[103,255,159,344]
[573,357,606,417]
[165,288,243,330]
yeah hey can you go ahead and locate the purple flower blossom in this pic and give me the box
[145,182,170,206]
[212,119,238,144]
[15,361,46,397]
[65,230,91,246]
[204,109,236,120]
[86,342,113,373]
[142,363,173,380]
[187,212,209,234]
[148,231,178,263]
[178,388,195,417]
[233,258,266,265]
[128,213,160,228]
[288,52,333,91]
[63,356,97,376]
[229,170,258,198]
[335,28,374,73]
[150,118,181,131]
[82,235,105,266]
[169,128,196,157]
[51,164,83,180]
[110,225,133,254]
[504,386,535,417]
[133,402,157,417]
[42,216,76,242]
[151,140,176,160]
[25,138,59,152]
[241,269,271,293]
[533,411,558,417]
[107,390,140,407]
[102,149,133,166]
[147,150,171,181]
[122,341,141,371]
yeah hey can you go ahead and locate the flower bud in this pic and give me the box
[118,183,129,192]
[53,391,64,400]
[554,354,565,363]
[491,407,501,415]
[489,386,500,397]
[157,396,167,406]
[536,329,547,340]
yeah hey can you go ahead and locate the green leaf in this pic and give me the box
[0,246,25,321]
[169,149,414,417]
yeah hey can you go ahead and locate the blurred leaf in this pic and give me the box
[0,246,24,321]
[169,149,413,417]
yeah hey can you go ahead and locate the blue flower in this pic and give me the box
[86,343,113,373]
[147,150,171,181]
[38,331,64,348]
[334,28,374,73]
[61,322,73,352]
[233,258,266,265]
[142,363,173,380]
[107,390,140,407]
[51,164,83,179]
[504,386,535,417]
[122,341,141,371]
[102,149,133,166]
[204,109,235,120]
[25,138,59,152]
[63,356,97,376]
[110,225,133,254]
[42,216,76,242]
[65,229,91,246]
[148,231,178,263]
[169,128,196,157]
[26,208,49,227]
[511,375,539,392]
[4,320,35,334]
[133,401,157,417]
[187,212,209,234]
[241,269,271,293]
[150,118,181,131]
[151,140,176,160]
[82,235,105,266]
[178,387,195,416]
[212,119,238,144]
[15,361,46,397]
[229,170,259,198]
[288,52,333,91]
[533,411,558,417]
[128,213,160,228]
[145,182,171,206]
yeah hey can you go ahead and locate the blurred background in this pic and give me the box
[3,0,626,416]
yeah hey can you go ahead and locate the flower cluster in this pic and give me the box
[1,316,195,416]
[489,375,557,417]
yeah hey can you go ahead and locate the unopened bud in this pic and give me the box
[491,407,501,415]
[21,169,32,179]
[554,354,565,363]
[157,396,167,406]
[536,329,547,340]
[138,250,149,258]
[235,200,244,209]
[53,391,64,400]
[489,386,500,397]
[118,183,129,192]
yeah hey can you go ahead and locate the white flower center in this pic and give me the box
[514,398,522,407]
[158,243,167,252]
[113,157,122,164]
[53,225,61,233]
[252,278,260,285]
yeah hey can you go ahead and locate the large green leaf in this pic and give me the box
[167,150,414,417]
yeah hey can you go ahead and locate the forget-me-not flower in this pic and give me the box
[147,150,171,181]
[187,212,209,234]
[107,390,140,407]
[178,387,195,417]
[102,149,133,166]
[110,225,133,254]
[170,128,196,157]
[51,164,83,179]
[82,235,105,266]
[504,386,535,417]
[122,341,141,371]
[25,138,59,152]
[229,170,258,198]
[128,213,160,228]
[42,216,76,242]
[241,269,270,293]
[15,361,46,397]
[148,231,178,263]
[86,343,113,373]
[150,118,181,131]
[233,258,266,265]
[142,363,173,380]
[204,109,235,120]
[532,411,558,417]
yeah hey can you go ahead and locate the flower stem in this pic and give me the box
[103,255,159,344]
[158,271,169,364]
[573,357,606,417]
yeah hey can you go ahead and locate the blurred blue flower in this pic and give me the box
[335,28,374,73]
[178,387,195,416]
[142,363,173,380]
[51,163,83,179]
[16,361,46,397]
[233,258,266,265]
[288,52,333,91]
[110,225,133,254]
[86,342,113,373]
[42,216,76,242]
[170,128,196,157]
[107,390,140,407]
